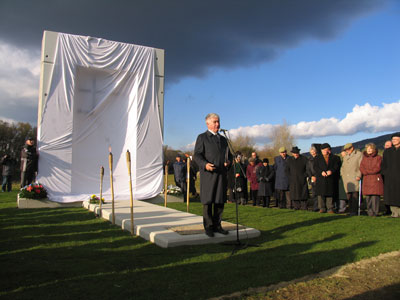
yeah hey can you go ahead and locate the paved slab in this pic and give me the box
[83,196,260,248]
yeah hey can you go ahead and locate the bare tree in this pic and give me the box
[230,134,256,158]
[258,121,295,163]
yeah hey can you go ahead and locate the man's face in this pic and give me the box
[310,149,316,157]
[384,141,392,149]
[206,117,220,133]
[345,147,354,155]
[321,148,330,156]
[392,136,400,147]
[176,157,181,162]
[26,139,34,146]
[279,151,287,158]
[251,152,257,159]
[263,162,268,167]
[293,153,300,159]
[341,150,347,158]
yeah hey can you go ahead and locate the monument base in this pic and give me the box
[17,194,83,209]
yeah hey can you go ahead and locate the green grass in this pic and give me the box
[1,187,400,299]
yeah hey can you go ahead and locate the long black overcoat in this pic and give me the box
[285,155,309,200]
[194,131,232,205]
[314,154,340,197]
[382,147,400,206]
[256,165,274,197]
[273,155,290,190]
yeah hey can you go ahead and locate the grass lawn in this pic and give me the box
[1,187,400,300]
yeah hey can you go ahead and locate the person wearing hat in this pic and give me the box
[246,157,262,206]
[274,146,291,209]
[340,142,363,216]
[20,137,38,188]
[381,132,400,217]
[285,146,309,210]
[256,158,275,207]
[314,143,341,213]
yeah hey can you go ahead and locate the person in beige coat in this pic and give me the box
[340,143,363,215]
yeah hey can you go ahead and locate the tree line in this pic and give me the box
[163,122,295,171]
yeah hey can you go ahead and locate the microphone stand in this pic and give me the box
[220,129,258,254]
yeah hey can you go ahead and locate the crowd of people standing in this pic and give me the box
[224,132,400,218]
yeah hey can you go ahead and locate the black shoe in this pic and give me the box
[205,229,214,237]
[214,227,229,235]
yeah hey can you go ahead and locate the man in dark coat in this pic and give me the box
[381,132,400,217]
[256,158,274,207]
[194,113,232,237]
[1,153,15,192]
[307,146,319,211]
[286,146,309,210]
[274,147,291,209]
[173,156,187,202]
[314,143,340,213]
[20,137,38,188]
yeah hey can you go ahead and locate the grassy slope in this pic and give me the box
[1,189,399,300]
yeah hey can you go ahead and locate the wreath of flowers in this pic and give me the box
[19,183,48,199]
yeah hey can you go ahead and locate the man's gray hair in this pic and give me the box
[205,113,220,121]
[310,146,317,152]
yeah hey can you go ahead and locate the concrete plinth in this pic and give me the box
[17,195,82,209]
[83,198,261,248]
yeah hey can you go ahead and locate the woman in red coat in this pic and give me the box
[360,143,384,216]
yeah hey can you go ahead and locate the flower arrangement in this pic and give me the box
[89,194,105,204]
[19,183,48,199]
[163,185,182,195]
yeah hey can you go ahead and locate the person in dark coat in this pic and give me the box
[256,158,274,207]
[173,156,187,202]
[381,132,400,218]
[231,152,246,205]
[360,143,383,217]
[194,113,232,237]
[246,157,262,206]
[20,137,38,188]
[382,140,393,216]
[1,153,15,192]
[286,146,309,210]
[307,146,319,211]
[274,147,291,209]
[314,143,340,213]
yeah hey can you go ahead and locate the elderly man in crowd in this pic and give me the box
[382,132,400,218]
[286,146,309,210]
[307,146,319,212]
[314,143,340,213]
[341,143,363,216]
[274,147,291,209]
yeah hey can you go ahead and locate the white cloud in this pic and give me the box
[228,101,400,143]
[0,40,41,121]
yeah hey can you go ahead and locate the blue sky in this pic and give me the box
[0,0,399,153]
[165,2,400,151]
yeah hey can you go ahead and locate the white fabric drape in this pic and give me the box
[37,33,163,202]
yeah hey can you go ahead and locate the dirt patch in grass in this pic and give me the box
[214,251,400,300]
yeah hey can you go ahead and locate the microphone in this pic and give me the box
[219,129,228,132]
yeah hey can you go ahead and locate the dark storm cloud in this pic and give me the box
[0,0,387,83]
